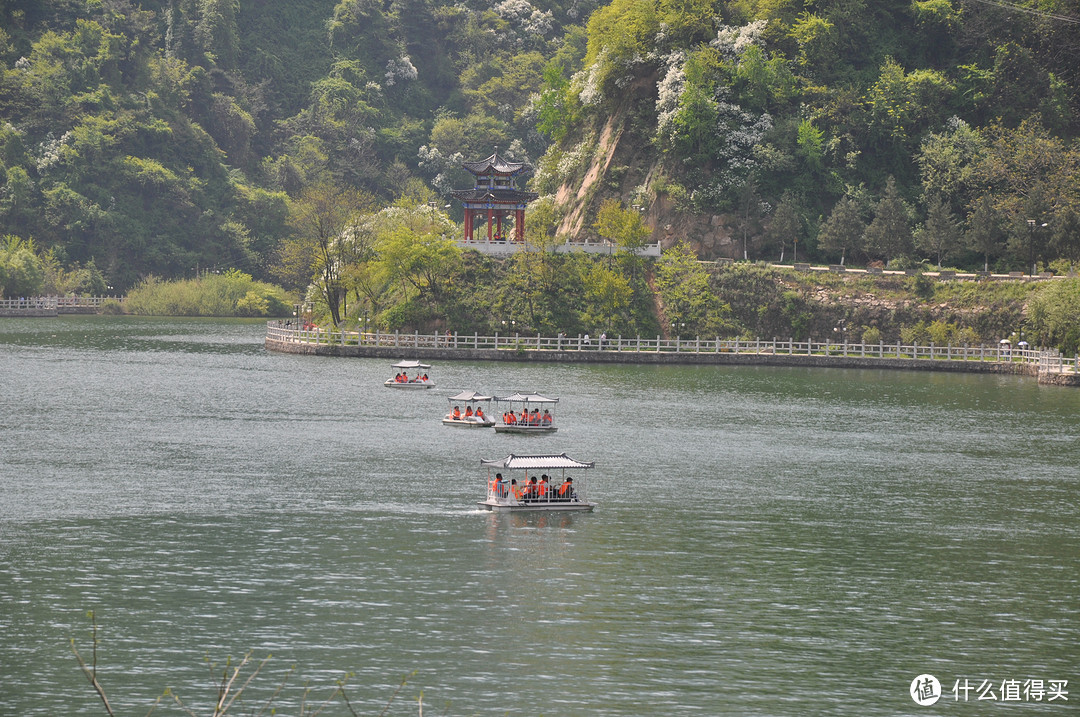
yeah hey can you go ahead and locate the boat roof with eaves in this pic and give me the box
[480,453,593,470]
[462,150,534,178]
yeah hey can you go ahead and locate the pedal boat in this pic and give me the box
[494,392,558,433]
[477,453,595,512]
[384,360,435,388]
[443,390,496,428]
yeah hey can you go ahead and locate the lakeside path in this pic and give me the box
[265,325,1080,387]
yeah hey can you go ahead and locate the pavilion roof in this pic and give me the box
[462,149,534,177]
[448,188,539,203]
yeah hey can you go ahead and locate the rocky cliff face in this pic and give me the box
[548,80,748,261]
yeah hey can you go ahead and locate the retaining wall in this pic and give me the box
[264,337,1038,377]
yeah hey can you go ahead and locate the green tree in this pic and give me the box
[289,183,367,326]
[0,235,45,297]
[916,195,961,267]
[766,193,802,263]
[1050,207,1080,271]
[654,241,732,336]
[372,204,461,304]
[817,195,865,265]
[535,61,579,142]
[1027,279,1080,354]
[916,119,983,212]
[864,177,913,263]
[965,195,1004,272]
[580,261,632,334]
[593,199,650,253]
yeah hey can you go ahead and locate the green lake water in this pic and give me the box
[1,316,1077,715]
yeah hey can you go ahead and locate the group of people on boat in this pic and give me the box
[490,473,576,502]
[450,405,486,421]
[501,408,552,426]
[393,372,429,383]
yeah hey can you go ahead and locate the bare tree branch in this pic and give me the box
[70,611,115,717]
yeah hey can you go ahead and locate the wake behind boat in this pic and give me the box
[384,360,434,388]
[494,392,557,433]
[444,390,495,428]
[477,453,595,512]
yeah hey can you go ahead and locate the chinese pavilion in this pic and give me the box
[449,149,538,243]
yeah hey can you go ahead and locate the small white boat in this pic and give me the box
[477,453,596,512]
[384,360,435,388]
[443,390,495,428]
[494,392,557,433]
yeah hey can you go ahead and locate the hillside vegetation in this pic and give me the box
[1,0,1078,349]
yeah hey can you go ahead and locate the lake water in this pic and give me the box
[1,317,1077,715]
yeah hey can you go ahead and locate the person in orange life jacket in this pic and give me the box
[538,475,549,499]
[510,479,523,500]
[452,406,461,420]
[493,473,508,498]
[542,409,552,425]
[558,477,574,500]
[475,406,485,421]
[531,409,541,425]
[464,405,473,418]
[525,477,538,501]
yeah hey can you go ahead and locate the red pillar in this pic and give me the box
[487,207,494,242]
[516,209,525,242]
[463,208,472,242]
[496,211,503,241]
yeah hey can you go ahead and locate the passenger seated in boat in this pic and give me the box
[493,473,508,498]
[542,410,552,425]
[464,406,473,418]
[422,373,429,382]
[452,406,461,420]
[524,477,539,502]
[475,407,485,421]
[511,479,523,500]
[538,475,550,500]
[558,477,575,501]
[529,409,541,426]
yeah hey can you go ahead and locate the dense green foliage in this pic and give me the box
[0,0,601,293]
[124,269,290,316]
[1,0,1077,342]
[556,0,1080,272]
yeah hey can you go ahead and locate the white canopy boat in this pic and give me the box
[494,392,558,433]
[477,453,595,512]
[384,360,435,388]
[444,390,495,428]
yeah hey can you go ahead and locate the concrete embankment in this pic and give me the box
[265,336,1044,377]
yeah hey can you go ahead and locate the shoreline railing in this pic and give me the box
[266,323,1079,375]
[0,295,126,315]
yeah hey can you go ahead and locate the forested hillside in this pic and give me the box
[1,0,1079,297]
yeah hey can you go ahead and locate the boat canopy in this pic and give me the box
[495,392,558,403]
[480,453,593,470]
[391,360,431,369]
[448,390,492,402]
